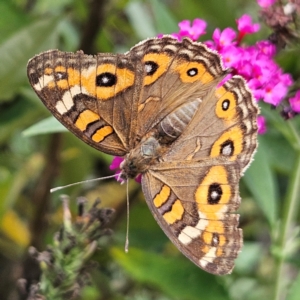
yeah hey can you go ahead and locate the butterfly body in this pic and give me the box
[120,133,162,179]
[121,97,203,178]
[27,36,258,275]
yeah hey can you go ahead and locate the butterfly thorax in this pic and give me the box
[120,134,164,179]
[120,97,203,179]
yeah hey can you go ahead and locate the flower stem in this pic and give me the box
[274,121,300,300]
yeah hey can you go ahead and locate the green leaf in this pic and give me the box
[262,132,296,174]
[0,2,29,44]
[111,247,230,300]
[115,201,168,251]
[261,104,300,150]
[0,153,44,215]
[234,242,262,274]
[0,97,42,145]
[0,17,61,101]
[23,116,66,137]
[58,19,80,51]
[125,1,157,39]
[150,0,178,33]
[287,271,300,300]
[243,136,279,227]
[33,0,74,14]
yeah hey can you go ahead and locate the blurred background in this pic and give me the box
[1,0,300,299]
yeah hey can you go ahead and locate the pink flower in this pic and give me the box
[204,40,216,49]
[219,45,241,68]
[252,88,265,101]
[109,156,124,182]
[170,33,181,40]
[212,28,237,49]
[237,15,260,34]
[263,82,288,106]
[177,18,207,41]
[109,156,124,170]
[257,0,276,8]
[250,62,272,86]
[257,115,267,134]
[289,90,300,113]
[280,73,293,87]
[135,174,142,183]
[109,156,142,183]
[256,40,276,57]
[247,65,264,85]
[237,15,260,43]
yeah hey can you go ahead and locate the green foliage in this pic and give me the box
[0,17,61,100]
[111,247,230,300]
[244,135,279,227]
[24,197,114,300]
[0,1,300,300]
[23,116,66,137]
[287,272,300,300]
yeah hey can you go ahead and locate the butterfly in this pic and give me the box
[27,36,258,275]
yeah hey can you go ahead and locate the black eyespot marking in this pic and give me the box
[187,68,198,77]
[30,72,40,85]
[54,72,68,81]
[208,183,222,204]
[212,233,220,246]
[222,99,230,111]
[96,72,117,87]
[145,61,159,76]
[220,140,234,156]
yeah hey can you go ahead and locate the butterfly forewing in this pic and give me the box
[27,50,138,156]
[130,37,228,143]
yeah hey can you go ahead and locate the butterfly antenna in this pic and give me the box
[50,174,117,193]
[125,178,130,253]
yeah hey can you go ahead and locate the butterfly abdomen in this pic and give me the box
[158,98,202,144]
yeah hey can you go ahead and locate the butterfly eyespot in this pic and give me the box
[54,72,68,81]
[208,183,222,204]
[187,68,198,77]
[96,72,117,87]
[220,140,234,156]
[145,61,159,76]
[212,233,220,246]
[222,99,230,111]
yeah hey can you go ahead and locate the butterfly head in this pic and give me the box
[120,135,162,180]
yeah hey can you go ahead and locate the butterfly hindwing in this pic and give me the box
[142,160,242,275]
[163,75,258,171]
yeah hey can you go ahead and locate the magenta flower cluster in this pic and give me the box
[175,15,292,104]
[257,0,276,8]
[173,12,300,133]
[289,91,300,113]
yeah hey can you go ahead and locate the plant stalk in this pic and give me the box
[274,121,300,300]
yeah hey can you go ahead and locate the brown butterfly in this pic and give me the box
[27,36,258,275]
